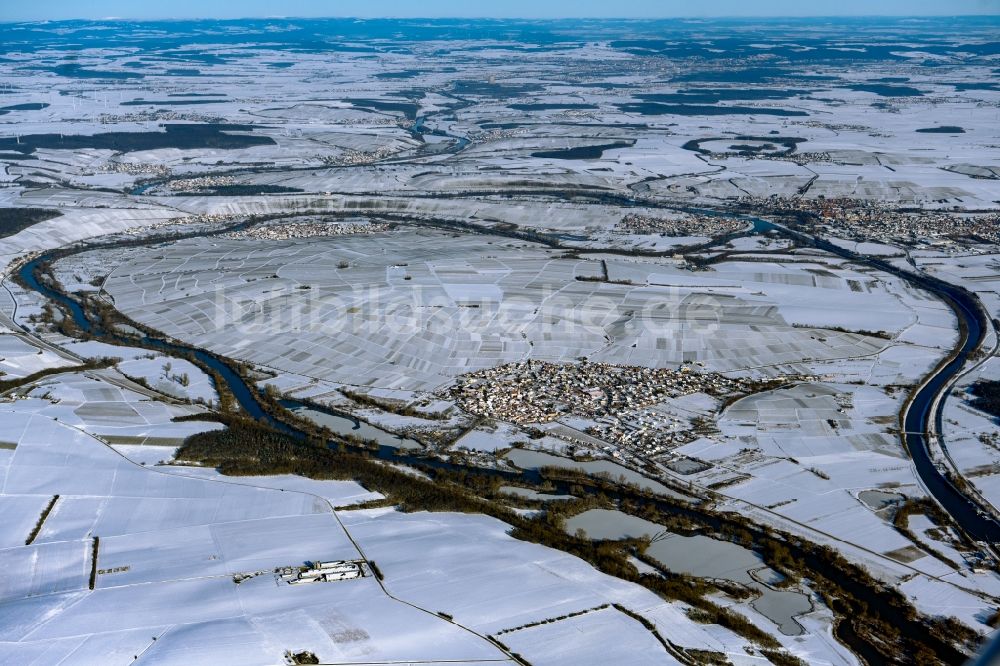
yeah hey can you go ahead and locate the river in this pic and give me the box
[20,210,998,547]
[8,212,985,664]
[770,220,1000,544]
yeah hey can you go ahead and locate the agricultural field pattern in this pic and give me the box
[0,15,999,666]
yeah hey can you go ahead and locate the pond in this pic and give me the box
[858,489,905,511]
[498,486,575,501]
[283,401,422,450]
[504,449,690,501]
[564,508,813,636]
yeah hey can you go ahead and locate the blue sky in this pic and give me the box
[2,0,998,21]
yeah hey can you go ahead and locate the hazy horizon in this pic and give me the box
[2,0,999,22]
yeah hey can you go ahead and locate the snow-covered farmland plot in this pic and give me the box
[0,373,813,665]
[0,13,998,666]
[104,230,910,390]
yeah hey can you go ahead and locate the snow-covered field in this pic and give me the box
[102,232,910,390]
[0,15,997,665]
[0,365,849,665]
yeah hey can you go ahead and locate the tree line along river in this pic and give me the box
[9,210,992,665]
[16,210,999,544]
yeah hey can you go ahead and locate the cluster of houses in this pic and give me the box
[96,110,219,124]
[168,175,236,191]
[470,127,528,145]
[323,145,401,165]
[824,203,1000,246]
[119,213,240,236]
[448,359,769,426]
[227,220,392,241]
[586,406,698,456]
[90,161,170,176]
[747,196,1000,246]
[770,150,833,164]
[615,212,747,237]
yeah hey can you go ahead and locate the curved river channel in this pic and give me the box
[16,251,497,476]
[17,213,1000,547]
[14,217,993,664]
[771,222,1000,544]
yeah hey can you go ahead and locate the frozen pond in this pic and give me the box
[504,449,689,500]
[858,489,905,511]
[564,508,667,541]
[285,402,422,450]
[499,486,575,501]
[564,509,812,635]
